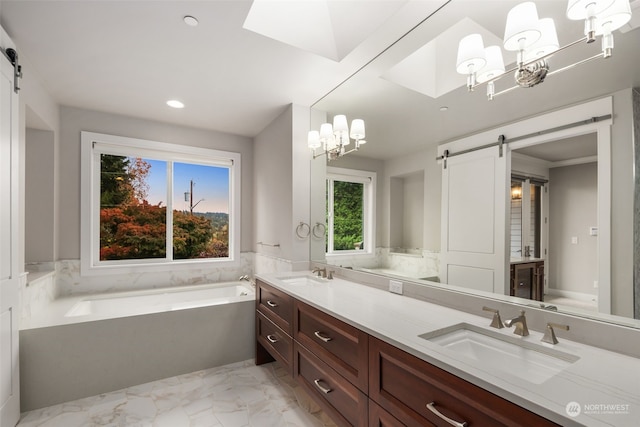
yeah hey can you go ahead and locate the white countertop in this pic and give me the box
[257,271,640,427]
[510,257,545,265]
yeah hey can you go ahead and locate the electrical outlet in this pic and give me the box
[594,280,599,289]
[389,280,403,295]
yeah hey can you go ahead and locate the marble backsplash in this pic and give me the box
[325,247,440,280]
[25,251,305,298]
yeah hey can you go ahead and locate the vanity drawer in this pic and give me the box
[369,400,424,427]
[256,311,293,375]
[369,337,559,427]
[294,342,368,427]
[257,280,293,334]
[294,300,368,392]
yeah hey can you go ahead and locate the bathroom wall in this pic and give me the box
[384,144,441,252]
[548,162,598,296]
[253,104,310,273]
[610,89,634,317]
[59,106,254,259]
[25,128,54,263]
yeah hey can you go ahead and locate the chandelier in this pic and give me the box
[308,115,366,161]
[456,0,633,100]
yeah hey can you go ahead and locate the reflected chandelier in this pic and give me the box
[456,0,633,100]
[308,115,366,161]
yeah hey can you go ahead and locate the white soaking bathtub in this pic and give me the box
[65,283,252,318]
[20,281,256,411]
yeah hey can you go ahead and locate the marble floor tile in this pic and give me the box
[17,360,336,427]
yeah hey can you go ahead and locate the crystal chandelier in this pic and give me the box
[308,115,366,161]
[456,0,633,100]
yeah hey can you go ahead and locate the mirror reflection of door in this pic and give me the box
[511,134,599,311]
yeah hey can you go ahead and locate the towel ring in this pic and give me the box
[312,222,326,239]
[295,222,310,239]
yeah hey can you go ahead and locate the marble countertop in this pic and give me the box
[257,271,640,427]
[510,257,545,265]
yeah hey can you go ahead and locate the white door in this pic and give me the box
[1,52,21,426]
[440,146,509,295]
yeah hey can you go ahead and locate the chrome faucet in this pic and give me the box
[239,275,255,287]
[312,267,327,278]
[504,310,529,336]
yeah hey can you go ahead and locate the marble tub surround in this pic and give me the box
[20,270,57,326]
[55,255,254,296]
[326,247,440,279]
[18,360,335,427]
[260,271,640,426]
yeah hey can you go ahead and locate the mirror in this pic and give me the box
[310,0,640,327]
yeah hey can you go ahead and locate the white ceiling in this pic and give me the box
[315,0,640,160]
[1,0,638,158]
[0,0,447,137]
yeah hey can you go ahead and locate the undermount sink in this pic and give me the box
[419,323,579,384]
[277,275,327,286]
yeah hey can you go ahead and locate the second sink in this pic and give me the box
[419,323,579,384]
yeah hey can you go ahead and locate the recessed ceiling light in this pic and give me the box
[166,100,185,109]
[183,15,198,27]
[439,106,449,112]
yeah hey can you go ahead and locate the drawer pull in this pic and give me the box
[266,334,278,343]
[313,331,333,343]
[426,402,467,427]
[313,379,332,394]
[266,300,278,307]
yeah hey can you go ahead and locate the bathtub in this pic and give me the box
[20,281,256,411]
[65,283,252,318]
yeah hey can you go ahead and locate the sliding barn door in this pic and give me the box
[1,51,21,426]
[440,146,509,295]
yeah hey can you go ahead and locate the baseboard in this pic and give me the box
[546,288,597,302]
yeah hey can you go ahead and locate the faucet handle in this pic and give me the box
[541,322,570,345]
[482,306,504,329]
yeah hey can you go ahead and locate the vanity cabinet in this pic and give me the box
[256,279,560,427]
[510,261,544,301]
[255,280,294,374]
[369,336,559,427]
[294,300,369,392]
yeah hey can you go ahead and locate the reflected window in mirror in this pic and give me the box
[326,167,376,257]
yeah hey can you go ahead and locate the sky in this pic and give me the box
[144,158,230,214]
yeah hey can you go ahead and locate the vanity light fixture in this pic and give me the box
[456,0,632,100]
[308,115,366,161]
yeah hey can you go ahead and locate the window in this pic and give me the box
[326,167,376,256]
[81,132,240,274]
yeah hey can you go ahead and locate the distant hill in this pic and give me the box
[196,212,229,229]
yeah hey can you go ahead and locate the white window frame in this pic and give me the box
[326,167,376,257]
[81,131,241,276]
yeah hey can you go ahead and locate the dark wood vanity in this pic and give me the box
[256,279,559,426]
[510,260,545,301]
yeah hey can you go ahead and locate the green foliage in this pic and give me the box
[100,155,132,207]
[331,181,364,251]
[99,154,229,261]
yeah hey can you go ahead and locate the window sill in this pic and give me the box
[80,257,240,277]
